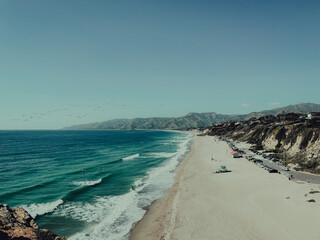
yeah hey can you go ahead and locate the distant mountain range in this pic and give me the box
[63,103,320,130]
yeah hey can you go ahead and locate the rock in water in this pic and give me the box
[0,204,63,240]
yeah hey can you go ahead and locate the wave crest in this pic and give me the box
[72,179,102,186]
[147,152,176,158]
[122,153,139,161]
[20,199,63,218]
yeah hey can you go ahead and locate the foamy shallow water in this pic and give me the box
[0,130,193,239]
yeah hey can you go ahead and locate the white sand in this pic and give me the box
[130,136,320,240]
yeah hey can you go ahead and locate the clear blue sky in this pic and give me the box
[1,0,319,129]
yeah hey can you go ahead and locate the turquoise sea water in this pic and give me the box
[0,130,192,239]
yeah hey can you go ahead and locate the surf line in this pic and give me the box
[122,153,139,161]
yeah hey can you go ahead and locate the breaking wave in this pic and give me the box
[122,153,139,161]
[20,199,63,218]
[72,179,102,186]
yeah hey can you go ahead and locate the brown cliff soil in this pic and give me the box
[205,113,320,173]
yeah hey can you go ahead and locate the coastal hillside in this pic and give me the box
[205,112,320,173]
[232,103,320,121]
[64,103,320,130]
[64,112,234,130]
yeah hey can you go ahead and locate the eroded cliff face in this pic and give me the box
[0,204,64,240]
[205,113,320,173]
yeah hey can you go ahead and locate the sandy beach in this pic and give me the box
[130,135,320,240]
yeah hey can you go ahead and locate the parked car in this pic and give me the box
[246,155,254,160]
[253,159,263,164]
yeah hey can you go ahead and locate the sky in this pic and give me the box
[1,0,320,129]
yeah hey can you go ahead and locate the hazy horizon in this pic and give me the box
[1,102,318,130]
[1,1,319,129]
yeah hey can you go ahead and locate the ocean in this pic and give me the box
[0,130,193,239]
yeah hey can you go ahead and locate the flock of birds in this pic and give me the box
[11,102,169,122]
[11,104,108,122]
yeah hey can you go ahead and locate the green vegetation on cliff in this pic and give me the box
[205,112,320,173]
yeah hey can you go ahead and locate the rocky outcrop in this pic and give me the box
[205,113,320,173]
[0,204,64,240]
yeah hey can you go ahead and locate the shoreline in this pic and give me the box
[127,130,196,239]
[129,135,196,240]
[130,135,320,240]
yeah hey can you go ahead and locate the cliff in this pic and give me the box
[205,112,320,173]
[0,204,64,240]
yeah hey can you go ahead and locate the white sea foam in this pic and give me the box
[72,178,102,186]
[60,133,194,240]
[122,153,139,161]
[131,177,147,193]
[146,152,177,158]
[54,197,113,223]
[61,191,145,240]
[20,199,63,218]
[141,133,193,198]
